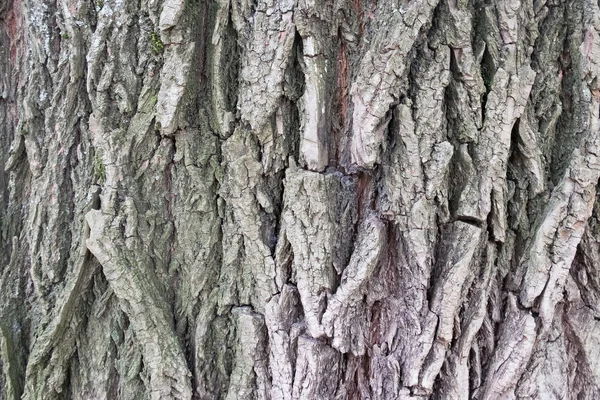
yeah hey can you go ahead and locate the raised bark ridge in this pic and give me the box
[2,0,600,399]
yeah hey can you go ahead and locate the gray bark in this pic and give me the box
[1,0,600,399]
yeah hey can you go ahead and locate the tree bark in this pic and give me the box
[1,0,600,399]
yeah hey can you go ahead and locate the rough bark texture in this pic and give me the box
[2,0,600,399]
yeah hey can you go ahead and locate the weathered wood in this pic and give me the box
[2,0,600,398]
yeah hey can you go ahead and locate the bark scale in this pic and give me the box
[1,0,600,399]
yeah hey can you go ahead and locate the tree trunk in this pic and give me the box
[1,0,600,398]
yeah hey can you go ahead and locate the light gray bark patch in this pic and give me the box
[155,0,198,136]
[481,294,537,400]
[0,238,27,400]
[513,302,572,399]
[364,345,405,400]
[442,0,487,145]
[378,101,442,275]
[22,239,98,399]
[424,141,454,201]
[265,284,303,400]
[517,174,597,322]
[156,41,195,135]
[8,1,102,397]
[170,129,221,326]
[236,0,296,131]
[419,220,481,392]
[436,242,496,399]
[294,0,338,171]
[86,206,192,400]
[69,276,143,400]
[514,109,546,196]
[321,213,385,356]
[282,165,357,338]
[455,66,536,238]
[518,33,600,324]
[225,307,270,400]
[159,0,185,31]
[349,0,441,168]
[573,207,600,317]
[561,276,600,392]
[218,128,279,313]
[291,336,342,400]
[168,128,223,399]
[210,0,240,138]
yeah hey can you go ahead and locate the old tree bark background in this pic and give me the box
[2,0,600,398]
